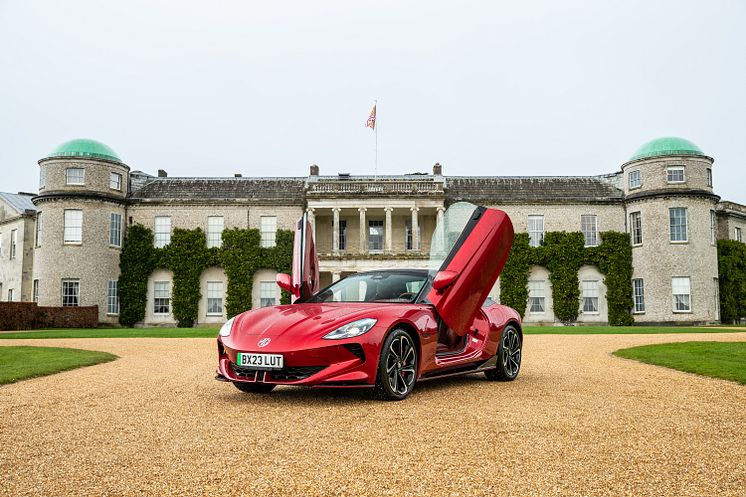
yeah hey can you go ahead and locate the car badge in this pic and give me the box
[258,338,271,348]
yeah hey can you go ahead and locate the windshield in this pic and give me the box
[307,271,428,304]
[428,201,479,276]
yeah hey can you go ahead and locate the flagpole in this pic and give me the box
[374,99,378,180]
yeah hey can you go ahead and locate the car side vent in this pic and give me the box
[343,344,366,362]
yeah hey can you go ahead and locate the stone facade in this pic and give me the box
[1,136,744,327]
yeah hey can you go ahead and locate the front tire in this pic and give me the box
[372,329,418,400]
[485,325,521,381]
[233,381,276,393]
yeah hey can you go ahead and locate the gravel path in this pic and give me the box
[1,333,745,497]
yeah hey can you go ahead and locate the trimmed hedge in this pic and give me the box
[500,231,634,326]
[118,225,293,327]
[0,302,98,330]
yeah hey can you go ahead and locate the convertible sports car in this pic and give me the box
[215,201,522,400]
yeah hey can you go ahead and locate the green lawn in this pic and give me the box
[0,325,742,340]
[523,325,741,335]
[613,341,746,385]
[0,328,220,340]
[0,346,118,385]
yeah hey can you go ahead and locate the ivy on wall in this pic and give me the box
[717,240,746,323]
[118,225,293,327]
[499,231,634,326]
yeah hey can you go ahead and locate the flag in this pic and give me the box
[366,104,376,130]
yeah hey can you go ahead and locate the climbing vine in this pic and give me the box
[500,231,634,326]
[118,225,293,327]
[717,240,746,323]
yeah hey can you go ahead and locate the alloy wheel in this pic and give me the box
[386,334,417,395]
[501,327,521,378]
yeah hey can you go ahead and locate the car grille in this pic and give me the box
[230,363,325,382]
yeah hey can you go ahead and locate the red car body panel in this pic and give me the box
[216,203,521,390]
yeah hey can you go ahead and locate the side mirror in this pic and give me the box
[432,270,458,291]
[276,273,293,293]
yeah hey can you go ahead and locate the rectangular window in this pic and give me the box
[33,279,39,303]
[405,220,421,251]
[582,280,599,313]
[632,278,645,313]
[207,216,224,248]
[581,214,598,247]
[35,212,42,247]
[735,227,743,243]
[710,210,716,245]
[63,210,83,243]
[207,281,223,315]
[8,289,14,301]
[628,169,641,189]
[707,168,712,187]
[672,277,691,312]
[10,229,17,259]
[528,280,545,313]
[666,166,685,183]
[0,232,3,256]
[109,213,122,247]
[713,277,720,322]
[153,281,171,314]
[368,220,384,252]
[107,280,119,315]
[630,212,642,245]
[260,281,277,307]
[65,168,85,185]
[39,168,46,189]
[338,220,347,251]
[669,207,688,242]
[260,216,277,248]
[154,216,171,248]
[528,215,544,248]
[62,279,80,307]
[110,172,122,191]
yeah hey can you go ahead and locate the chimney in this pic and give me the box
[433,163,442,176]
[310,164,319,176]
[157,169,168,178]
[234,173,242,178]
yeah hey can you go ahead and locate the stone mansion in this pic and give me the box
[1,137,745,326]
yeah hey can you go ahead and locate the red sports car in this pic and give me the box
[215,202,522,400]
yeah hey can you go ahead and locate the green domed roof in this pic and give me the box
[630,137,704,161]
[47,138,122,163]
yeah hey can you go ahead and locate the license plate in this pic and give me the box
[237,352,283,370]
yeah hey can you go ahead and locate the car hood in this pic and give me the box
[233,303,395,339]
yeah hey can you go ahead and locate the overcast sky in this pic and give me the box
[1,0,744,203]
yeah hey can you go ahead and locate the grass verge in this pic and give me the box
[613,341,746,385]
[0,346,118,385]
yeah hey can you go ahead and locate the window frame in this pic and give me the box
[107,280,119,315]
[32,279,39,303]
[10,229,17,259]
[154,216,172,248]
[527,280,546,314]
[368,219,384,252]
[706,168,712,187]
[669,207,688,243]
[632,278,645,314]
[65,167,85,185]
[629,211,642,246]
[581,214,598,247]
[259,280,277,307]
[338,219,347,251]
[628,169,641,189]
[35,212,42,247]
[528,215,545,248]
[61,279,80,307]
[709,210,716,245]
[206,281,224,315]
[206,216,224,248]
[666,166,685,184]
[581,280,600,314]
[153,281,171,314]
[109,212,122,247]
[260,216,277,248]
[405,220,421,251]
[735,227,742,243]
[672,276,691,313]
[109,172,122,191]
[63,209,83,244]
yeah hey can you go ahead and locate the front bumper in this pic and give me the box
[216,339,376,387]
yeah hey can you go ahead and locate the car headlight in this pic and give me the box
[323,318,377,340]
[219,317,235,337]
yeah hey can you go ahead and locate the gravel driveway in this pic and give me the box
[1,333,745,497]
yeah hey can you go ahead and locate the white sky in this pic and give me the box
[1,0,744,203]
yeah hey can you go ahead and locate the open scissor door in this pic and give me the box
[426,202,514,336]
[291,212,319,302]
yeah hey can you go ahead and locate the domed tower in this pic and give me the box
[621,137,720,324]
[32,139,129,324]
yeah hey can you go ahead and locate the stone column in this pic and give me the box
[436,206,445,227]
[306,207,316,242]
[384,207,393,254]
[410,207,420,251]
[332,271,341,282]
[358,207,367,254]
[332,207,341,254]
